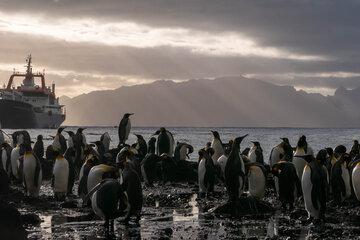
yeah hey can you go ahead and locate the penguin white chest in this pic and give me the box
[198,158,206,193]
[352,163,360,201]
[341,163,351,200]
[179,145,188,161]
[248,166,266,199]
[269,145,284,167]
[211,139,224,164]
[301,165,319,219]
[248,146,257,163]
[23,153,42,197]
[11,146,20,178]
[53,158,69,194]
[293,148,307,180]
[217,155,228,177]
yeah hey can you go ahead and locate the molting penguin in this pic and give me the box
[118,113,133,145]
[247,163,266,199]
[100,132,111,152]
[198,148,216,196]
[248,141,264,165]
[211,131,224,165]
[272,161,302,210]
[134,134,147,159]
[22,144,42,197]
[52,150,69,200]
[154,127,175,156]
[224,134,248,201]
[300,154,327,221]
[174,142,194,163]
[147,137,156,154]
[293,135,314,181]
[331,153,351,204]
[83,179,129,234]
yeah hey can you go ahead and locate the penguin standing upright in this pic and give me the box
[134,134,147,159]
[52,127,67,154]
[100,132,111,152]
[147,137,156,154]
[300,154,327,221]
[78,154,98,197]
[248,141,264,165]
[350,140,360,159]
[118,154,143,223]
[293,135,314,180]
[331,153,351,204]
[224,134,248,201]
[22,144,42,197]
[154,127,175,156]
[352,161,360,202]
[1,142,12,178]
[118,113,133,145]
[272,161,302,210]
[246,162,266,199]
[211,131,224,165]
[52,150,69,200]
[83,179,129,234]
[217,140,233,179]
[198,148,216,196]
[33,135,44,162]
[73,128,86,172]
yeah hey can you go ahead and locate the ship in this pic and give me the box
[0,55,65,129]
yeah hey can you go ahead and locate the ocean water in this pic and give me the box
[2,127,359,161]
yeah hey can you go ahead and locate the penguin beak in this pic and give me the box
[241,134,249,139]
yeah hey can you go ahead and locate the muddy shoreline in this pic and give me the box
[2,180,360,240]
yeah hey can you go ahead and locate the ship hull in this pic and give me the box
[0,99,64,129]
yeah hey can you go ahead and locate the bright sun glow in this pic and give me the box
[0,11,325,61]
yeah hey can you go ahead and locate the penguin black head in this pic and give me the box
[153,127,166,135]
[234,134,248,146]
[297,135,307,148]
[281,138,290,144]
[76,128,86,134]
[206,147,215,156]
[316,149,328,165]
[241,147,250,156]
[123,113,134,118]
[134,134,143,140]
[205,142,211,149]
[37,135,43,141]
[334,145,347,158]
[340,153,351,165]
[211,131,220,139]
[354,140,359,145]
[251,141,261,148]
[198,148,205,160]
[325,147,334,157]
[57,127,66,134]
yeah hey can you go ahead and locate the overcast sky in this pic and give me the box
[0,0,359,97]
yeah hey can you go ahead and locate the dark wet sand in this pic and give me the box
[4,181,360,240]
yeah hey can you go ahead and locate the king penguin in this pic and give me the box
[118,113,133,145]
[272,161,302,210]
[87,164,119,194]
[331,153,351,204]
[293,135,314,180]
[351,160,360,202]
[154,127,175,156]
[300,154,327,222]
[224,134,248,201]
[247,162,266,199]
[211,131,224,165]
[198,148,216,196]
[174,142,194,163]
[248,141,264,165]
[52,150,69,200]
[1,142,12,178]
[83,179,129,234]
[22,144,42,197]
[100,132,111,152]
[134,134,147,159]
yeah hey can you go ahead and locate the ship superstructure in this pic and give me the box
[0,55,65,128]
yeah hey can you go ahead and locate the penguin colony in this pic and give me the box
[2,115,360,235]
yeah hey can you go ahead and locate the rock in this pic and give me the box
[21,213,41,225]
[0,201,27,240]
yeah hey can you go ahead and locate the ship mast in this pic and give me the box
[23,54,35,87]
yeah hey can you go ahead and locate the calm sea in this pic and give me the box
[2,127,359,162]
